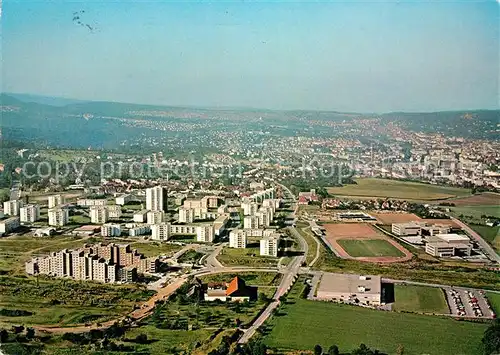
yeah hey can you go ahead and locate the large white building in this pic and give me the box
[48,208,69,227]
[20,204,40,223]
[260,235,279,257]
[90,206,109,224]
[196,224,215,243]
[425,234,472,257]
[115,194,133,205]
[316,273,382,306]
[128,224,151,237]
[147,210,164,225]
[101,224,121,237]
[151,223,170,241]
[146,186,165,211]
[0,217,20,235]
[178,207,195,223]
[48,194,64,208]
[133,209,148,223]
[244,216,259,229]
[3,200,23,216]
[229,229,247,248]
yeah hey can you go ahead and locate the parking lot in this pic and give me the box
[445,287,495,318]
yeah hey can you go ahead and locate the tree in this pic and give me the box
[482,320,500,355]
[25,327,35,340]
[328,345,340,355]
[0,329,8,343]
[314,344,323,355]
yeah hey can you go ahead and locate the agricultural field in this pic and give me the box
[327,178,471,201]
[337,239,405,258]
[263,299,486,354]
[444,192,500,206]
[470,225,500,252]
[393,285,449,314]
[450,205,500,219]
[218,244,279,267]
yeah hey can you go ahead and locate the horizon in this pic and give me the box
[4,91,500,115]
[2,0,499,112]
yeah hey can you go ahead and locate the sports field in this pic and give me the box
[337,239,405,257]
[327,178,471,201]
[264,299,486,355]
[322,223,412,263]
[393,285,449,314]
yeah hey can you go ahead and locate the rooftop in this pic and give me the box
[317,273,381,295]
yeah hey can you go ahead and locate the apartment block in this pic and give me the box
[151,223,170,241]
[48,194,64,208]
[229,229,247,248]
[196,224,215,243]
[0,216,20,235]
[147,210,164,225]
[133,209,148,223]
[20,204,40,223]
[178,207,195,223]
[90,206,109,224]
[146,186,166,211]
[244,215,259,229]
[3,200,23,216]
[77,198,108,207]
[260,235,280,257]
[48,208,69,227]
[101,223,121,237]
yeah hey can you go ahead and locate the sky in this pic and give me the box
[1,0,499,112]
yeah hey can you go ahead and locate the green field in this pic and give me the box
[470,225,500,253]
[486,292,500,315]
[218,244,278,267]
[337,239,404,257]
[327,178,471,201]
[450,205,500,219]
[263,299,486,354]
[394,285,449,314]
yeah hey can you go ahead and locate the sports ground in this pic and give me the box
[322,223,412,263]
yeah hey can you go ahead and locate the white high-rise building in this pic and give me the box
[48,208,69,227]
[151,223,170,241]
[229,229,247,248]
[147,210,164,225]
[244,216,259,229]
[196,224,214,243]
[241,201,258,216]
[3,200,23,216]
[90,206,109,224]
[48,195,64,208]
[146,186,165,211]
[178,207,195,223]
[20,204,40,223]
[101,224,121,237]
[260,236,279,257]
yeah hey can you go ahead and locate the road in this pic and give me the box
[205,243,224,269]
[238,183,307,344]
[450,217,500,264]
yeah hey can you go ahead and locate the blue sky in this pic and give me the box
[1,0,499,112]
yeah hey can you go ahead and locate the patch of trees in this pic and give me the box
[0,309,33,317]
[482,319,500,355]
[311,343,389,355]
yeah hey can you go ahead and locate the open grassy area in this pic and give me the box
[69,214,91,224]
[327,178,471,201]
[470,225,500,253]
[0,275,154,327]
[393,285,449,314]
[486,292,500,315]
[218,244,278,267]
[337,239,405,257]
[450,205,500,219]
[295,223,319,265]
[129,241,183,257]
[263,299,486,354]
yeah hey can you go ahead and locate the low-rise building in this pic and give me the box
[115,194,133,205]
[128,224,151,237]
[204,276,254,302]
[133,209,148,223]
[101,223,121,237]
[77,198,108,207]
[425,233,472,257]
[316,273,382,306]
[0,216,20,235]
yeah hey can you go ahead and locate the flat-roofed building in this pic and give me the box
[133,209,148,223]
[0,216,20,235]
[197,224,214,243]
[229,229,247,248]
[3,200,23,216]
[151,223,170,241]
[146,186,166,211]
[392,222,422,236]
[244,216,259,229]
[213,214,229,236]
[128,224,151,237]
[178,207,195,223]
[77,198,108,207]
[106,205,122,219]
[20,204,40,223]
[260,235,279,257]
[48,208,69,227]
[169,224,196,235]
[90,206,109,224]
[101,223,121,237]
[115,194,132,205]
[425,233,472,257]
[316,273,382,306]
[48,194,64,208]
[147,210,164,225]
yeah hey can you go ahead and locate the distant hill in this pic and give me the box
[5,93,89,107]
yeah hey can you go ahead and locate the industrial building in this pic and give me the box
[316,273,382,306]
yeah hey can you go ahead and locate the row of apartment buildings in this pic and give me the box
[25,243,159,283]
